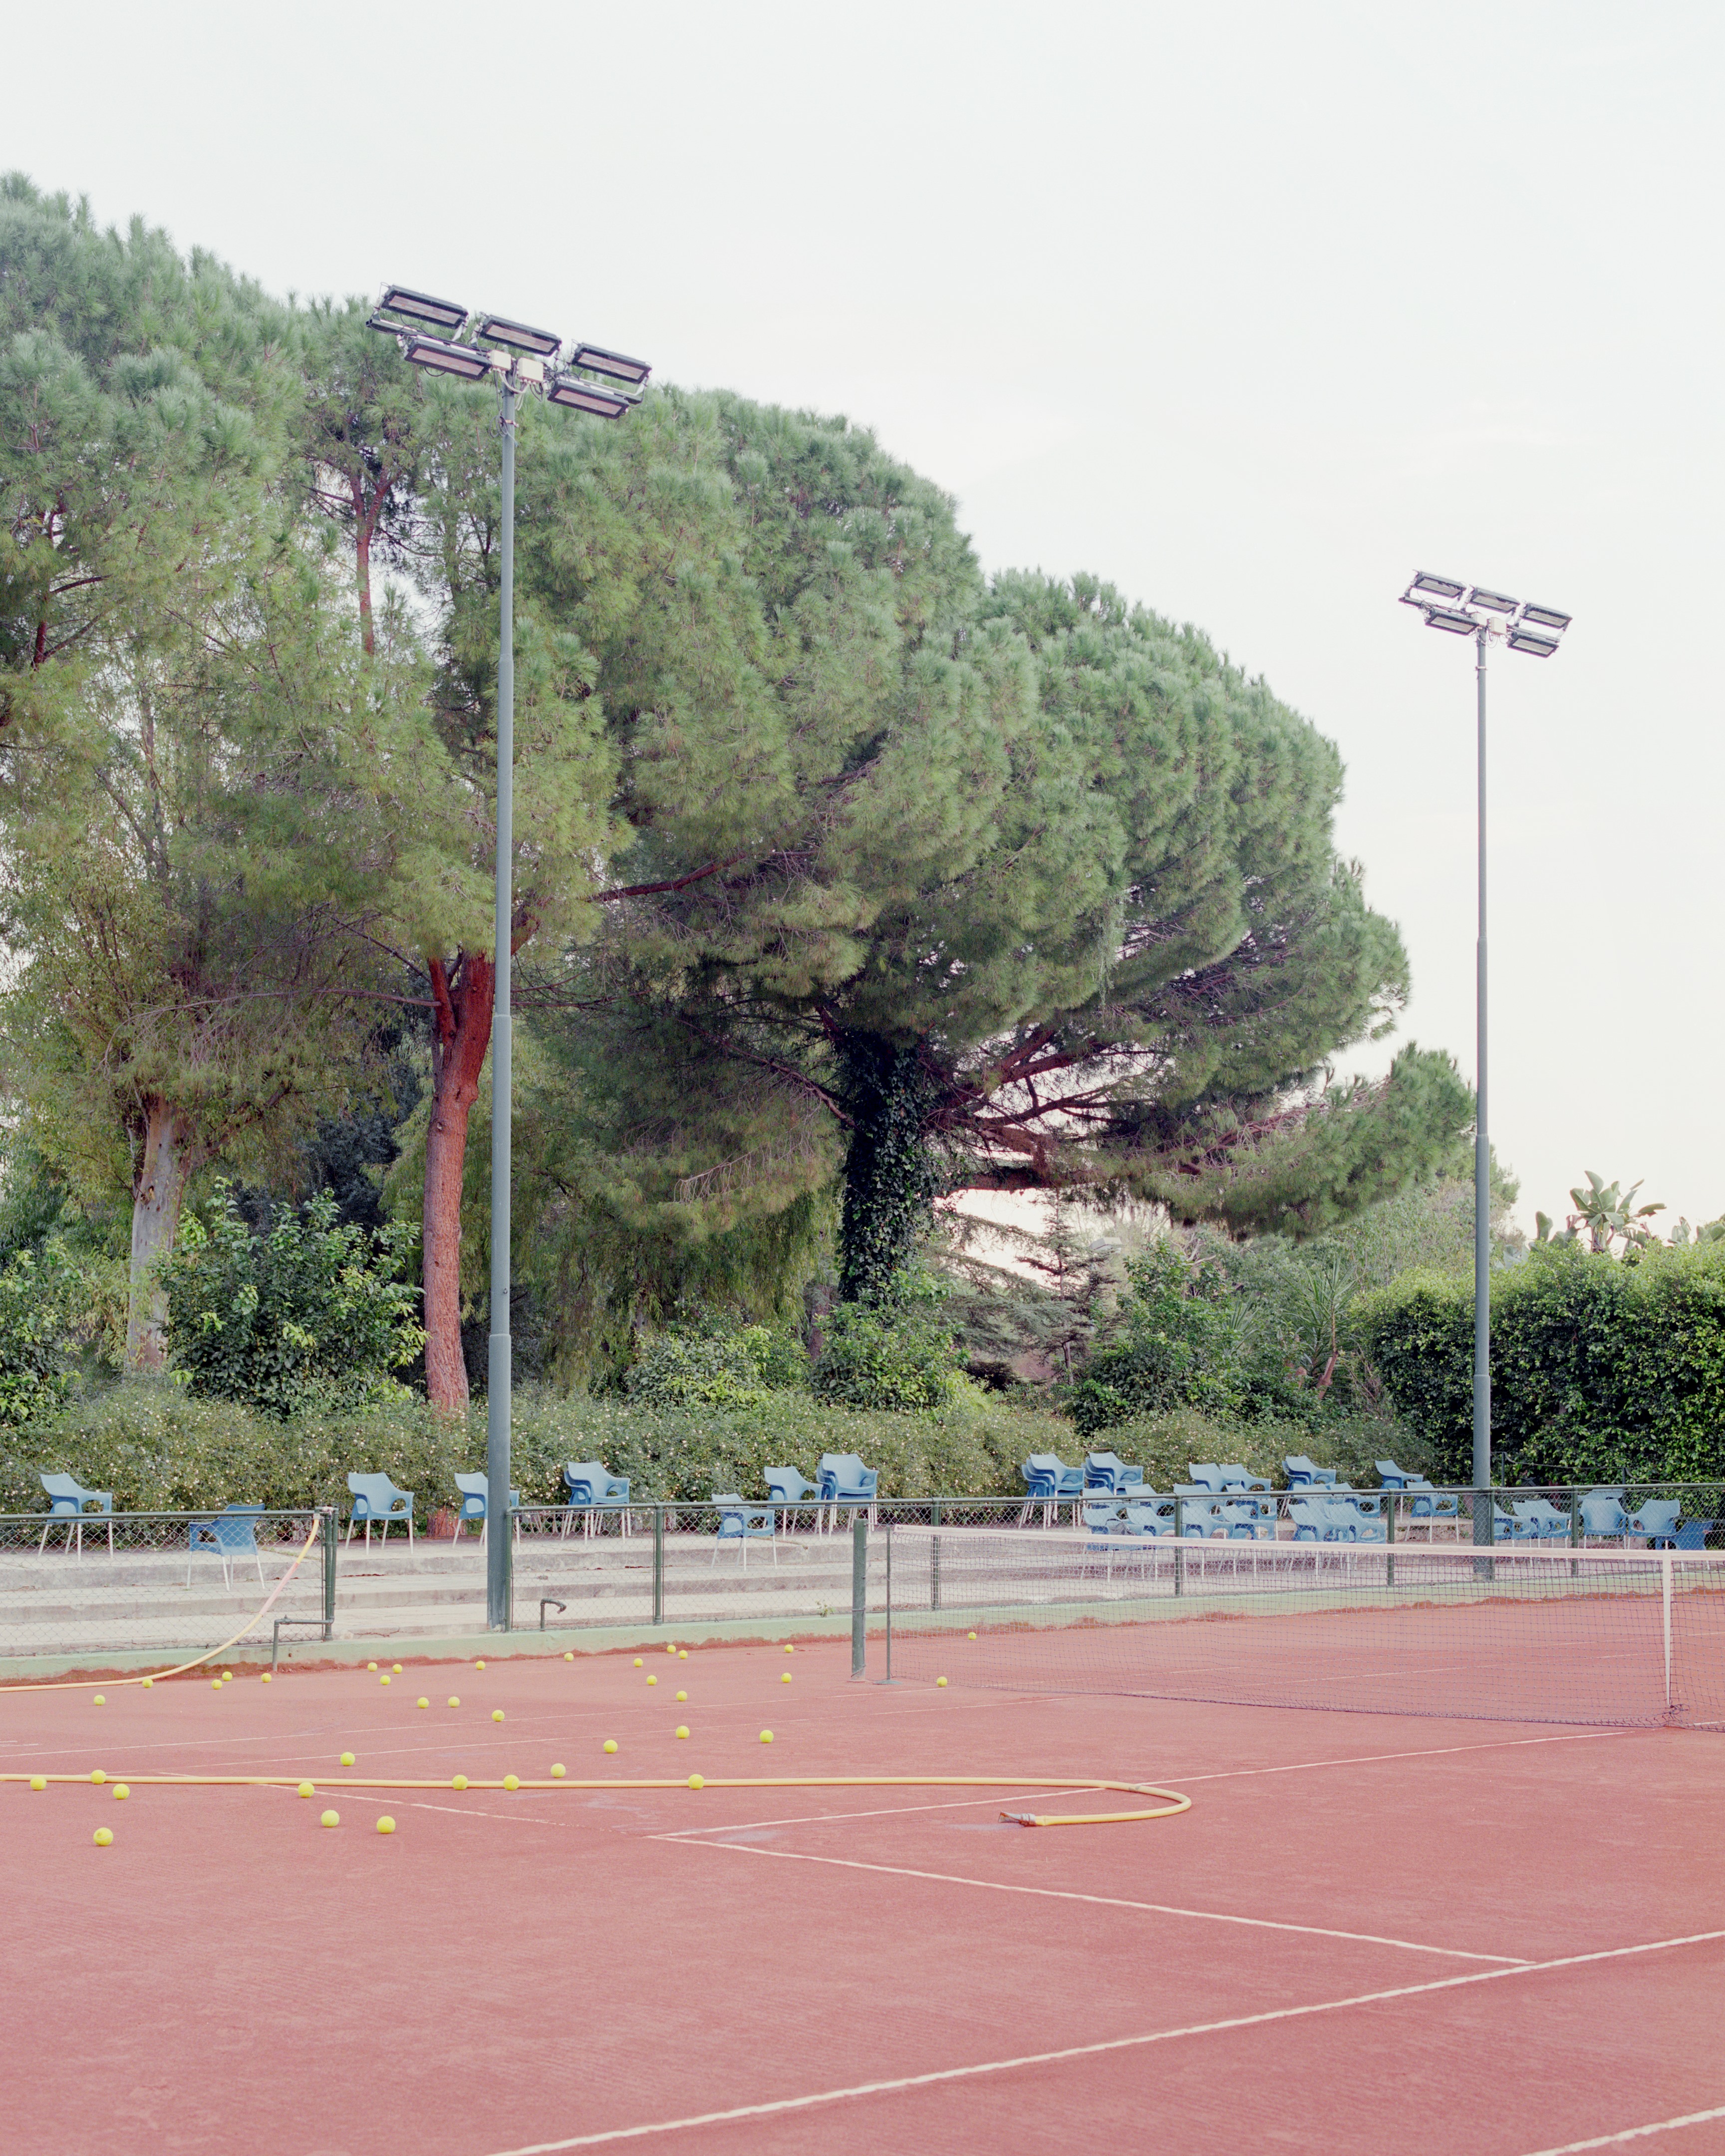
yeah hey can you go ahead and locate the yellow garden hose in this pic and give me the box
[2,1768,1190,1827]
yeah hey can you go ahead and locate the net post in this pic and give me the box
[1569,1485,1581,1580]
[319,1506,336,1639]
[883,1522,894,1683]
[1173,1496,1185,1596]
[652,1504,664,1627]
[1472,1489,1494,1583]
[1385,1482,1396,1589]
[850,1516,867,1679]
[1663,1550,1673,1714]
[931,1534,942,1612]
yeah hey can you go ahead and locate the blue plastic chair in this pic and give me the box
[1628,1500,1682,1547]
[817,1453,877,1532]
[1579,1492,1629,1545]
[711,1495,777,1568]
[453,1473,521,1549]
[1673,1520,1715,1550]
[1511,1499,1571,1541]
[37,1472,115,1555]
[1185,1464,1226,1492]
[1290,1498,1349,1542]
[1020,1453,1083,1524]
[187,1505,265,1588]
[765,1467,818,1529]
[1083,1451,1144,1495]
[1284,1455,1338,1489]
[562,1462,632,1538]
[345,1472,415,1547]
[1491,1505,1534,1543]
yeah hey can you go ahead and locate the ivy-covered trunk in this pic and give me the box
[834,1032,939,1305]
[424,951,494,1412]
[125,1099,198,1371]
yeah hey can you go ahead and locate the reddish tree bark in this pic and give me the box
[424,951,495,1412]
[125,1099,198,1371]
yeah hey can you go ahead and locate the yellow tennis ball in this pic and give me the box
[759,1729,774,1744]
[603,1739,618,1754]
[678,1650,688,1660]
[783,1644,794,1654]
[452,1775,468,1791]
[340,1752,355,1767]
[379,1675,391,1686]
[675,1689,687,1702]
[297,1782,314,1799]
[211,1678,222,1689]
[223,1670,234,1680]
[448,1696,460,1708]
[647,1675,657,1686]
[563,1651,574,1661]
[261,1672,273,1682]
[936,1676,948,1687]
[968,1632,977,1640]
[93,1827,113,1846]
[113,1784,129,1801]
[687,1773,704,1790]
[29,1776,46,1792]
[417,1697,429,1710]
[492,1708,505,1722]
[551,1764,566,1779]
[142,1677,153,1688]
[93,1694,106,1706]
[391,1664,402,1674]
[367,1661,378,1671]
[781,1672,791,1683]
[475,1659,486,1670]
[376,1816,396,1835]
[503,1774,520,1792]
[633,1657,643,1667]
[320,1810,339,1829]
[90,1770,106,1785]
[675,1725,690,1740]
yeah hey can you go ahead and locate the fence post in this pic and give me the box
[883,1524,894,1683]
[319,1506,337,1639]
[850,1516,867,1679]
[1173,1497,1184,1596]
[1663,1550,1674,1718]
[653,1505,664,1627]
[1385,1484,1396,1590]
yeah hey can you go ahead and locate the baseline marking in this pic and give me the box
[672,1838,1531,1964]
[1519,2108,1725,2153]
[479,1930,1725,2155]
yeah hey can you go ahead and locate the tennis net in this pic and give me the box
[878,1525,1725,1729]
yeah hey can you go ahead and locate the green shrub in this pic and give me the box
[623,1325,807,1412]
[1356,1240,1725,1484]
[1079,1406,1427,1492]
[812,1278,963,1413]
[161,1183,424,1417]
[1068,1243,1252,1432]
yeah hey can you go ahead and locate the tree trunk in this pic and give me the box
[424,951,495,1412]
[126,1100,196,1371]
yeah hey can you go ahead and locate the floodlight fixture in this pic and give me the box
[476,313,564,359]
[376,284,469,333]
[1408,571,1467,602]
[546,376,638,418]
[1506,626,1561,657]
[567,342,652,386]
[401,334,496,382]
[1423,606,1479,636]
[1519,603,1572,633]
[1467,586,1519,615]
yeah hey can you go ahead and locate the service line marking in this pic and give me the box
[1519,2106,1725,2153]
[675,1837,1532,1964]
[479,1929,1725,2155]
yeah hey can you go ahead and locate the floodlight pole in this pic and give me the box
[1473,625,1491,1521]
[487,382,518,1632]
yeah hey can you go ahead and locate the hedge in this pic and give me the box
[1354,1241,1725,1485]
[0,1381,1079,1516]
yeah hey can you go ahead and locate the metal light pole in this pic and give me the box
[369,289,650,1627]
[1401,575,1571,1535]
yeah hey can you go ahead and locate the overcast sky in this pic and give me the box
[9,0,1721,1232]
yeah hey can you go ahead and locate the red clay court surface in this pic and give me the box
[3,1638,1723,2156]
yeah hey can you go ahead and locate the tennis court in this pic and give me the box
[4,1576,1724,2156]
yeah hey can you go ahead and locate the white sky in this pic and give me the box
[9,0,1722,1232]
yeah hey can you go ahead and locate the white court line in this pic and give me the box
[656,1788,1106,1837]
[675,1839,1531,1963]
[478,1928,1725,2154]
[1519,2108,1725,2153]
[410,1802,557,1826]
